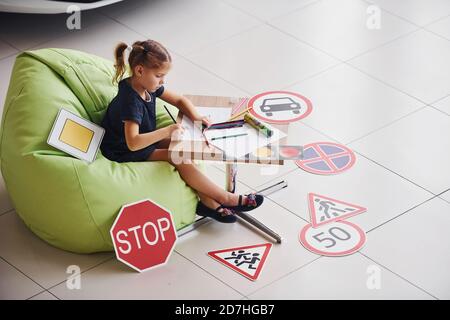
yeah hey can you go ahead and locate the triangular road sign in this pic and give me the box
[208,243,272,281]
[308,193,367,228]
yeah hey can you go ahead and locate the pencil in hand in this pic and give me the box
[164,105,177,124]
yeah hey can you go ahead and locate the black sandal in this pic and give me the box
[220,193,264,212]
[196,201,237,223]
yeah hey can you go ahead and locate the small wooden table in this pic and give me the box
[170,95,289,243]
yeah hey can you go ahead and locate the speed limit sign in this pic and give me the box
[299,220,366,257]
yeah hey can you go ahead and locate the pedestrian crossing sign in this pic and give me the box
[308,193,367,228]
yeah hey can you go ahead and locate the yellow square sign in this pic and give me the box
[59,119,94,153]
[48,108,105,163]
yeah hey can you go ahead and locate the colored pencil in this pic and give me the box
[211,133,248,141]
[164,105,177,124]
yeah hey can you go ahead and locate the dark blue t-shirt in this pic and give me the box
[100,78,165,162]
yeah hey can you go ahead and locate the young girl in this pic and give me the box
[100,39,264,223]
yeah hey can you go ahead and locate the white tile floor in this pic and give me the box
[433,95,450,116]
[426,15,450,41]
[0,0,449,300]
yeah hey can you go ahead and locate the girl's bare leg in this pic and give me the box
[147,149,240,206]
[153,138,224,210]
[197,191,222,210]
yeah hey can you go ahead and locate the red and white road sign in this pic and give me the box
[308,193,367,228]
[208,243,272,281]
[248,90,313,124]
[295,142,356,175]
[299,221,366,257]
[110,199,177,272]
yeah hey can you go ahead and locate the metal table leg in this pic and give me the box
[226,162,284,244]
[178,165,288,240]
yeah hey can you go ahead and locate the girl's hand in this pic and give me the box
[192,115,211,129]
[166,123,184,139]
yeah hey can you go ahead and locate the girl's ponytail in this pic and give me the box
[112,39,171,84]
[113,42,128,84]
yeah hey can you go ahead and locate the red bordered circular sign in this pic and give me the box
[299,220,366,257]
[295,142,356,175]
[248,90,313,124]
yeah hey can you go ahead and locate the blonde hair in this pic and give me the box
[113,39,172,84]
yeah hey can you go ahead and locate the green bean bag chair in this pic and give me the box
[0,48,206,254]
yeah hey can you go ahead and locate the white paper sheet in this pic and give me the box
[204,122,286,159]
[179,107,232,141]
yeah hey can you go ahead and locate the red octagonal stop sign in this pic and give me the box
[110,199,177,272]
